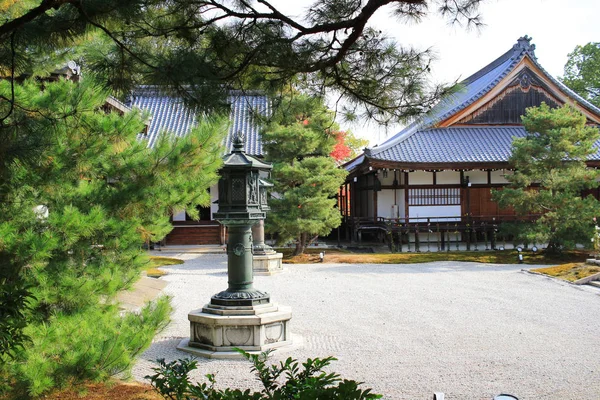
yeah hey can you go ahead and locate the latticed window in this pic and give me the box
[408,188,460,206]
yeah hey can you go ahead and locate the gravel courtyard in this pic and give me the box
[133,253,600,400]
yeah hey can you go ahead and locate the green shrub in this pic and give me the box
[4,297,171,398]
[146,350,382,400]
[0,280,33,360]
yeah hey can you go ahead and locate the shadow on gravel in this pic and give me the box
[160,255,227,272]
[140,337,248,366]
[345,247,375,253]
[205,271,227,276]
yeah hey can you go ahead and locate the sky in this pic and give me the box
[269,0,600,144]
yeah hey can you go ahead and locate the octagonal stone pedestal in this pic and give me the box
[253,252,283,275]
[177,302,296,359]
[252,220,283,275]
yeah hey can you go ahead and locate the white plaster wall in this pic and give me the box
[464,170,488,184]
[436,170,460,184]
[409,170,433,185]
[491,169,511,184]
[210,184,218,220]
[377,171,394,186]
[377,190,398,219]
[407,232,461,243]
[398,189,406,219]
[408,205,461,222]
[374,170,405,186]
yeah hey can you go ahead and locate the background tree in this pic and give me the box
[262,95,347,256]
[492,103,600,253]
[0,0,484,124]
[561,42,600,107]
[0,78,226,397]
[330,131,370,163]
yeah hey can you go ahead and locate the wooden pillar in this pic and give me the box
[373,184,378,222]
[350,180,356,243]
[344,185,348,214]
[404,171,409,223]
[345,183,351,241]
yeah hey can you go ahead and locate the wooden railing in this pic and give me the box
[343,215,540,252]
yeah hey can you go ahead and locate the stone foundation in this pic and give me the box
[178,302,294,359]
[253,252,283,275]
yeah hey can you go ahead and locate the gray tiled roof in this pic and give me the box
[375,125,600,163]
[130,88,268,156]
[374,126,527,163]
[366,37,600,163]
[343,154,366,171]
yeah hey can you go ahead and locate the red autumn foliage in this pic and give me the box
[330,131,352,162]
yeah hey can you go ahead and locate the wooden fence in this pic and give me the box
[344,215,540,252]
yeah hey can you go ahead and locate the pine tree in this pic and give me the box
[262,95,347,256]
[0,78,226,396]
[492,103,600,253]
[0,0,484,123]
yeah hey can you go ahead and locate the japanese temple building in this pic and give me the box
[130,88,269,245]
[341,36,600,240]
[130,37,600,246]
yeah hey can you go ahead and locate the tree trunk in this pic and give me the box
[545,238,562,255]
[293,233,307,256]
[545,226,562,255]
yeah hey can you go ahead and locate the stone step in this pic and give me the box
[166,225,221,245]
[117,276,168,312]
[588,281,600,288]
[152,245,225,254]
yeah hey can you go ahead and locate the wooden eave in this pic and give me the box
[586,160,600,168]
[347,158,512,179]
[439,56,600,127]
[366,159,511,171]
[104,96,131,115]
[348,157,600,179]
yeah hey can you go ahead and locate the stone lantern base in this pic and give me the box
[253,252,283,275]
[177,302,295,359]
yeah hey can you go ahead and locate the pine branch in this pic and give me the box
[0,0,76,37]
[0,32,15,124]
[0,0,484,122]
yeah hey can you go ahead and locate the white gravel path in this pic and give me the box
[133,253,600,400]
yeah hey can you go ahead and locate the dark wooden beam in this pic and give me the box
[404,171,409,220]
[373,188,378,222]
[367,160,511,171]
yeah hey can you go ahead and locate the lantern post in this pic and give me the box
[178,134,295,358]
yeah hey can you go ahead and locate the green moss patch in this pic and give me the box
[532,263,600,282]
[145,256,184,277]
[282,249,588,265]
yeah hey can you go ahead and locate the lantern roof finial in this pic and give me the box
[232,133,245,152]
